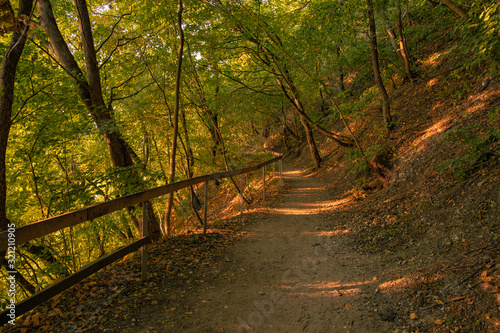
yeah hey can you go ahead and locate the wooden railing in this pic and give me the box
[0,156,283,325]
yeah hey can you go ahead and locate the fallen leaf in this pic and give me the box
[32,312,40,325]
[434,318,446,325]
[410,313,419,320]
[21,316,30,333]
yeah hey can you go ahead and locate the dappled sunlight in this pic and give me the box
[465,87,499,115]
[289,288,363,298]
[282,169,308,178]
[267,197,353,216]
[422,50,449,68]
[304,280,375,289]
[377,276,416,293]
[376,272,443,294]
[299,229,354,237]
[426,77,440,88]
[291,187,326,193]
[280,278,375,298]
[411,117,452,150]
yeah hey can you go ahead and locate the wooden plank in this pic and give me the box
[240,175,244,217]
[262,166,266,202]
[279,159,283,186]
[0,156,282,251]
[0,237,149,326]
[203,181,208,235]
[141,202,149,282]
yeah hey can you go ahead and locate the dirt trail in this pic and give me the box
[171,165,397,332]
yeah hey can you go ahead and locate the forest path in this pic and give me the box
[163,164,397,333]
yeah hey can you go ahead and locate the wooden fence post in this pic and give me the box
[141,201,149,282]
[240,174,244,217]
[262,166,266,202]
[279,159,283,186]
[203,181,208,235]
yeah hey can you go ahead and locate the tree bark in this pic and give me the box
[0,0,33,233]
[367,0,393,130]
[0,0,36,295]
[276,79,322,168]
[438,0,468,19]
[335,44,346,92]
[38,0,161,239]
[164,0,184,236]
[396,1,415,81]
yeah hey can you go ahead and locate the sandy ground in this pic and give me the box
[164,165,398,333]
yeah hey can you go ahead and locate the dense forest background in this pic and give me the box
[1,0,499,310]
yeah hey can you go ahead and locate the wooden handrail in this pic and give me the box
[0,156,282,326]
[0,156,282,252]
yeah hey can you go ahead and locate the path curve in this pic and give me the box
[178,165,396,332]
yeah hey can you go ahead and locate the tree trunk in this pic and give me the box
[276,78,322,169]
[335,44,346,92]
[38,0,161,240]
[164,0,184,236]
[0,0,36,295]
[0,0,33,232]
[381,10,405,64]
[438,0,468,19]
[396,1,415,81]
[367,0,393,130]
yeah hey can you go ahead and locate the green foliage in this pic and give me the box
[346,144,384,175]
[438,124,500,179]
[450,2,500,73]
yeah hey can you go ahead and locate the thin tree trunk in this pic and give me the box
[381,10,405,64]
[438,0,468,19]
[396,1,414,81]
[335,44,346,92]
[164,0,184,236]
[367,0,393,130]
[276,78,322,169]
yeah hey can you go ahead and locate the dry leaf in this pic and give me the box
[434,318,446,325]
[410,313,419,320]
[21,316,30,333]
[32,312,40,325]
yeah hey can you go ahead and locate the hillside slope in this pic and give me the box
[270,31,500,332]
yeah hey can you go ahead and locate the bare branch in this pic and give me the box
[96,11,132,54]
